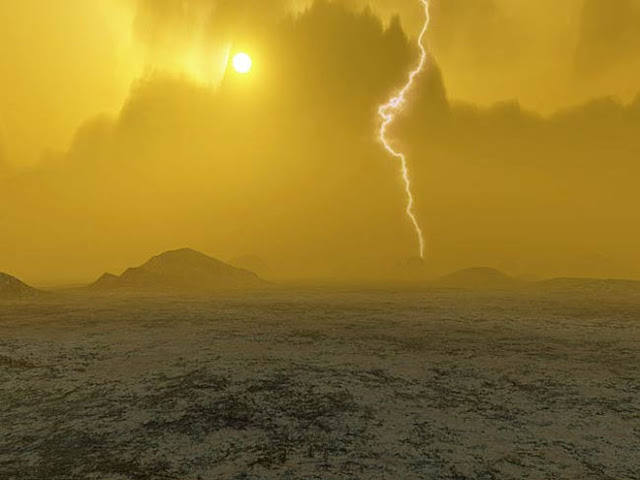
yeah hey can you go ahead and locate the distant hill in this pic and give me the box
[91,248,268,293]
[229,255,273,281]
[435,267,523,290]
[0,273,42,299]
[92,273,120,290]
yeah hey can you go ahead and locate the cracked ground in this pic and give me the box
[1,288,639,479]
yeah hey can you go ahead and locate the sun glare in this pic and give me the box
[232,53,253,74]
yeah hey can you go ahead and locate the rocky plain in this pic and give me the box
[1,283,639,479]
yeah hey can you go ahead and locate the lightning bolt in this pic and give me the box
[378,0,430,259]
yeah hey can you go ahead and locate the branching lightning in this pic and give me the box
[378,0,430,259]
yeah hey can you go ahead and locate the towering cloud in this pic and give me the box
[3,0,640,168]
[576,0,640,73]
[130,0,296,86]
[0,3,418,282]
[0,0,135,166]
[1,1,640,283]
[574,0,640,103]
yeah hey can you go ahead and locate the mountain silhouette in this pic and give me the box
[229,255,274,281]
[0,273,42,299]
[91,248,268,293]
[435,267,522,290]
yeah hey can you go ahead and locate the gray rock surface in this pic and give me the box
[1,289,638,479]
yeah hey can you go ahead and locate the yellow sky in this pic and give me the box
[1,0,639,283]
[0,0,136,166]
[1,0,639,168]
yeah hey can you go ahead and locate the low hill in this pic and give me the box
[229,255,274,281]
[92,273,120,290]
[91,248,268,293]
[0,273,42,299]
[435,267,523,290]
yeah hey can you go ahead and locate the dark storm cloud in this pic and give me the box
[427,0,520,66]
[576,0,640,74]
[401,88,640,278]
[2,1,640,282]
[0,3,421,281]
[133,0,292,46]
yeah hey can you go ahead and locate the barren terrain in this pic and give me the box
[1,288,639,479]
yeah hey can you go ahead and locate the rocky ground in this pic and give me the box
[1,288,639,479]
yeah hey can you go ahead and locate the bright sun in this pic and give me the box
[232,53,253,74]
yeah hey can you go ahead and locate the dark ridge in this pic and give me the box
[229,255,274,281]
[0,272,43,299]
[90,248,269,293]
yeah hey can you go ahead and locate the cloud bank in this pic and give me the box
[1,1,639,283]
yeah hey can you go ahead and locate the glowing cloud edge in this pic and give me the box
[378,0,430,259]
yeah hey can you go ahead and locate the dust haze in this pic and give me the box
[2,1,640,283]
[1,2,640,478]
